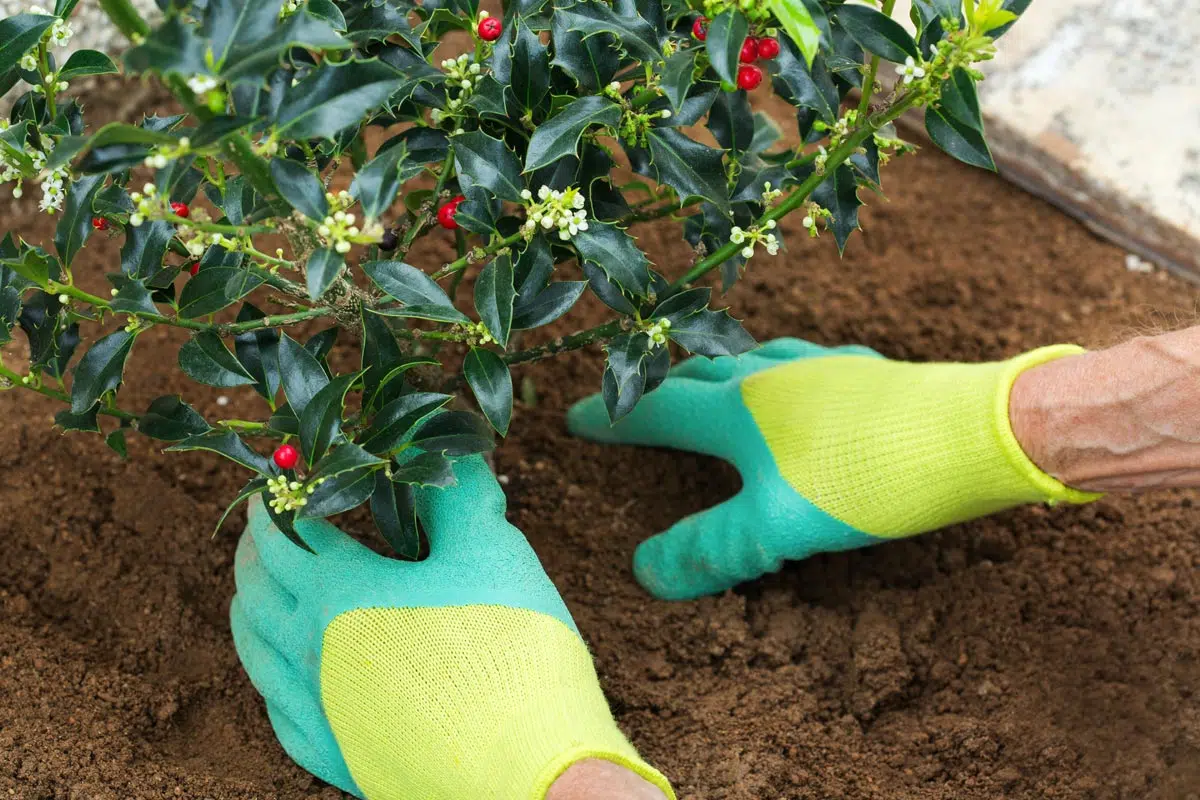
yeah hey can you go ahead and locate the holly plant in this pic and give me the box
[0,0,1027,555]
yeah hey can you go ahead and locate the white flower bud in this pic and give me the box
[741,246,754,259]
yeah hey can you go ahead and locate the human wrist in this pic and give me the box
[1010,327,1200,491]
[546,758,670,800]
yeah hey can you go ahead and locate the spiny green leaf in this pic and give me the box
[705,11,748,87]
[363,261,468,323]
[452,130,524,202]
[179,330,256,387]
[837,4,919,63]
[464,348,513,435]
[270,158,329,221]
[53,174,105,268]
[139,395,212,441]
[926,105,995,170]
[306,247,344,301]
[70,330,135,414]
[474,255,515,348]
[525,96,622,172]
[274,59,402,140]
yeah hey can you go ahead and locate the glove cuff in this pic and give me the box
[319,604,674,800]
[741,344,1101,539]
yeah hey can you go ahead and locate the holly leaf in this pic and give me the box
[452,130,524,202]
[270,158,329,221]
[235,303,282,401]
[0,15,55,76]
[70,330,135,414]
[350,141,408,220]
[278,332,330,415]
[124,15,209,78]
[705,10,748,87]
[363,261,469,324]
[836,4,919,63]
[464,348,513,435]
[661,49,699,112]
[557,1,663,64]
[509,15,550,113]
[409,411,494,456]
[219,11,351,84]
[525,96,621,172]
[179,330,257,387]
[177,266,264,317]
[474,255,515,347]
[120,220,174,279]
[925,106,995,170]
[601,333,651,422]
[768,0,821,66]
[139,395,212,441]
[370,473,421,559]
[360,392,452,455]
[666,308,756,357]
[273,59,403,140]
[58,49,119,81]
[306,247,345,301]
[299,371,359,466]
[644,128,729,215]
[512,281,586,329]
[54,174,105,268]
[573,222,651,297]
[550,12,619,92]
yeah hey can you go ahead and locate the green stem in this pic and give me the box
[48,280,332,335]
[504,320,623,366]
[858,0,898,114]
[0,363,138,422]
[399,146,456,257]
[431,231,523,280]
[671,97,916,292]
[170,215,275,237]
[97,0,150,39]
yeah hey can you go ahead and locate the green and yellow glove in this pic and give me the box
[568,338,1100,601]
[230,455,672,800]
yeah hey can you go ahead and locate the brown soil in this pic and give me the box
[4,106,1200,799]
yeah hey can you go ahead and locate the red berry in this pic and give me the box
[170,201,190,218]
[187,261,200,277]
[92,216,110,231]
[756,37,780,60]
[737,64,763,91]
[478,17,502,41]
[692,17,708,40]
[437,195,466,230]
[273,444,300,470]
[740,37,759,63]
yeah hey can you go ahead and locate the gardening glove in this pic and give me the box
[568,338,1101,601]
[229,455,673,800]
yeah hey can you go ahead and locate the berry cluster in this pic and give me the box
[437,195,466,229]
[691,18,779,92]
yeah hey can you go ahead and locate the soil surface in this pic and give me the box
[3,101,1200,800]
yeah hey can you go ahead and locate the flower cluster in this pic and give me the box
[639,317,672,347]
[431,53,485,134]
[730,221,779,258]
[698,0,771,25]
[279,0,301,19]
[266,474,326,514]
[127,183,170,227]
[519,185,589,241]
[28,5,72,47]
[799,203,833,239]
[0,123,69,213]
[143,137,192,170]
[460,320,497,346]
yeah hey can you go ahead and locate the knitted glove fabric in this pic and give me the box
[230,455,673,800]
[568,338,1100,601]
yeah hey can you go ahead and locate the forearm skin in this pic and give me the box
[547,759,670,800]
[1011,327,1200,492]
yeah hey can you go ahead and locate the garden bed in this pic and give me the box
[3,113,1199,798]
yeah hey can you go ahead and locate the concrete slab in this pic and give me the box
[891,0,1200,279]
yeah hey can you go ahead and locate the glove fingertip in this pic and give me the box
[566,393,616,441]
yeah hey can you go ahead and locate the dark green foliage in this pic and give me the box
[0,0,1019,554]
